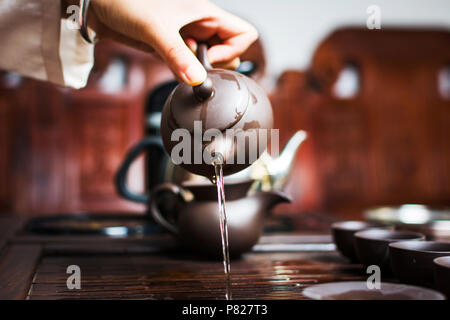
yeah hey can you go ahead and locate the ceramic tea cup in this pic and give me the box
[354,229,425,273]
[433,256,450,298]
[389,241,450,287]
[331,221,391,262]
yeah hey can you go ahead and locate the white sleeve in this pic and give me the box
[0,0,95,89]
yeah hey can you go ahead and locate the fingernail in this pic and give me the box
[185,38,197,53]
[183,64,207,86]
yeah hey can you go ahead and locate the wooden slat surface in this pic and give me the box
[0,217,370,300]
[27,250,366,300]
[0,244,42,299]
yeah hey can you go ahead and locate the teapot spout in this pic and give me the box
[253,190,292,211]
[222,130,307,191]
[265,130,307,190]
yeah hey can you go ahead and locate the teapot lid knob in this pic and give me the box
[193,76,214,101]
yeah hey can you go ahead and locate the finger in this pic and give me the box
[207,30,258,64]
[181,16,258,65]
[152,32,207,86]
[212,57,240,70]
[181,36,240,70]
[180,19,220,41]
[206,14,258,64]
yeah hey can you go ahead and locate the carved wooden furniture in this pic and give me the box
[271,28,450,219]
[0,41,173,215]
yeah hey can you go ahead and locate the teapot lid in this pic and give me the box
[168,45,250,133]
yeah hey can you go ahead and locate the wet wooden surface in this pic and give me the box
[0,217,369,300]
[28,250,365,300]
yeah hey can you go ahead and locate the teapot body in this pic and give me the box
[160,65,273,179]
[115,44,282,204]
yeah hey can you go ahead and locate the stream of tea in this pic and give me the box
[213,160,232,300]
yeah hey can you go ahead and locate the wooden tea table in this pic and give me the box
[0,216,370,300]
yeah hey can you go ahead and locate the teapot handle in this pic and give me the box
[149,183,185,235]
[114,136,167,204]
[193,44,214,101]
[196,43,212,70]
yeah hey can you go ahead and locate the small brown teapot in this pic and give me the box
[149,179,291,257]
[160,44,274,178]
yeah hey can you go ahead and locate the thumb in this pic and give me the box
[153,33,207,86]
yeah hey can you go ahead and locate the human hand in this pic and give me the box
[87,0,258,85]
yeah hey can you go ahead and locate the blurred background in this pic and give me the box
[216,0,450,83]
[1,0,450,230]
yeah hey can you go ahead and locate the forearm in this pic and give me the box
[1,0,257,88]
[0,0,94,89]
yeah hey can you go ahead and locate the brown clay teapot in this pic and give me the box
[149,179,291,257]
[160,44,274,179]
